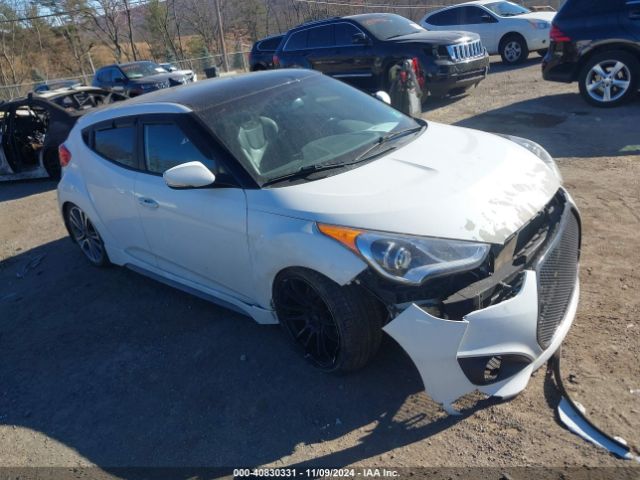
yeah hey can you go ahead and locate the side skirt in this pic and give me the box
[125,263,278,325]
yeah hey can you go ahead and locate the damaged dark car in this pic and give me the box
[0,87,125,181]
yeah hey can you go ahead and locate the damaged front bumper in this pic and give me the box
[385,271,579,414]
[383,192,581,414]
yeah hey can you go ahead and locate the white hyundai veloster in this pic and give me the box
[57,70,580,413]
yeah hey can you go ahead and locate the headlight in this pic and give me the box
[317,224,490,285]
[498,134,562,181]
[528,20,549,29]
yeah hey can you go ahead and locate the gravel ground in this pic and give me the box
[0,56,639,475]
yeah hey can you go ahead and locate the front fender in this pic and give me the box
[247,210,368,310]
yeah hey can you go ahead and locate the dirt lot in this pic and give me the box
[1,57,639,475]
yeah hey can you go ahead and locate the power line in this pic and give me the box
[294,0,448,9]
[0,0,149,24]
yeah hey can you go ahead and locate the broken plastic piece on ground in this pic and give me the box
[551,350,640,462]
[557,397,639,462]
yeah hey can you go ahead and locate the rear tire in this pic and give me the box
[274,268,385,373]
[64,204,110,267]
[500,34,529,64]
[578,50,639,108]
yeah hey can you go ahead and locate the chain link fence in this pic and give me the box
[0,51,251,102]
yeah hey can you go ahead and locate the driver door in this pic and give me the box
[457,6,499,53]
[133,115,253,303]
[330,23,377,91]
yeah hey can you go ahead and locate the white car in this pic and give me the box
[159,62,198,83]
[57,70,580,414]
[420,0,555,64]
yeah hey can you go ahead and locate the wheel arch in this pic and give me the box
[247,211,368,310]
[499,31,527,49]
[573,42,640,82]
[61,201,76,238]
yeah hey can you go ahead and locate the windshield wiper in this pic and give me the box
[262,163,348,186]
[386,31,420,39]
[353,124,425,163]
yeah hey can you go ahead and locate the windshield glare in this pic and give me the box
[485,1,530,16]
[121,62,162,79]
[356,14,425,40]
[202,75,421,186]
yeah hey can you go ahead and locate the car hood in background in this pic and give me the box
[248,122,560,245]
[390,30,480,45]
[129,73,185,85]
[512,11,555,22]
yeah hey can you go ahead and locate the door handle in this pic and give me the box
[629,10,640,19]
[137,197,159,209]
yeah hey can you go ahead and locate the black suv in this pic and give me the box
[92,61,188,97]
[542,0,640,107]
[250,34,284,71]
[274,13,489,99]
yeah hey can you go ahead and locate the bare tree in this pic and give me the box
[82,0,127,62]
[122,0,138,60]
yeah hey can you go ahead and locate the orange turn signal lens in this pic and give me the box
[317,223,363,253]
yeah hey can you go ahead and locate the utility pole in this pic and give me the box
[214,0,230,72]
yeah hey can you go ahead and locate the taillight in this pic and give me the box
[550,24,571,42]
[58,143,72,167]
[272,55,280,67]
[412,57,425,88]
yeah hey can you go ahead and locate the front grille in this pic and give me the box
[446,40,485,62]
[536,210,580,348]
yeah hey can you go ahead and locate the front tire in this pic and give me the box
[274,268,385,373]
[500,34,529,64]
[64,204,110,267]
[578,50,639,108]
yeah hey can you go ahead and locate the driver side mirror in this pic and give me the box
[481,13,494,22]
[164,161,216,189]
[352,32,370,45]
[113,77,125,84]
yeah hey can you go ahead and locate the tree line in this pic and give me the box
[0,0,557,90]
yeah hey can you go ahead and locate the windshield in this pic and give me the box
[120,62,163,79]
[200,75,421,187]
[484,1,530,16]
[355,14,425,40]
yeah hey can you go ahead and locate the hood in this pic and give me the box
[129,72,184,85]
[514,11,555,22]
[390,30,480,45]
[248,122,560,245]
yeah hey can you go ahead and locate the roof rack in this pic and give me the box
[297,16,341,28]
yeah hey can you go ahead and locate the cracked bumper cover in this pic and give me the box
[383,269,580,414]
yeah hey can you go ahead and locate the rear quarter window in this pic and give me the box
[93,124,137,168]
[259,36,283,51]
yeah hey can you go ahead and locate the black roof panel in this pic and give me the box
[122,69,320,111]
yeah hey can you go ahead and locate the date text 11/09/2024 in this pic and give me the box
[233,468,400,478]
